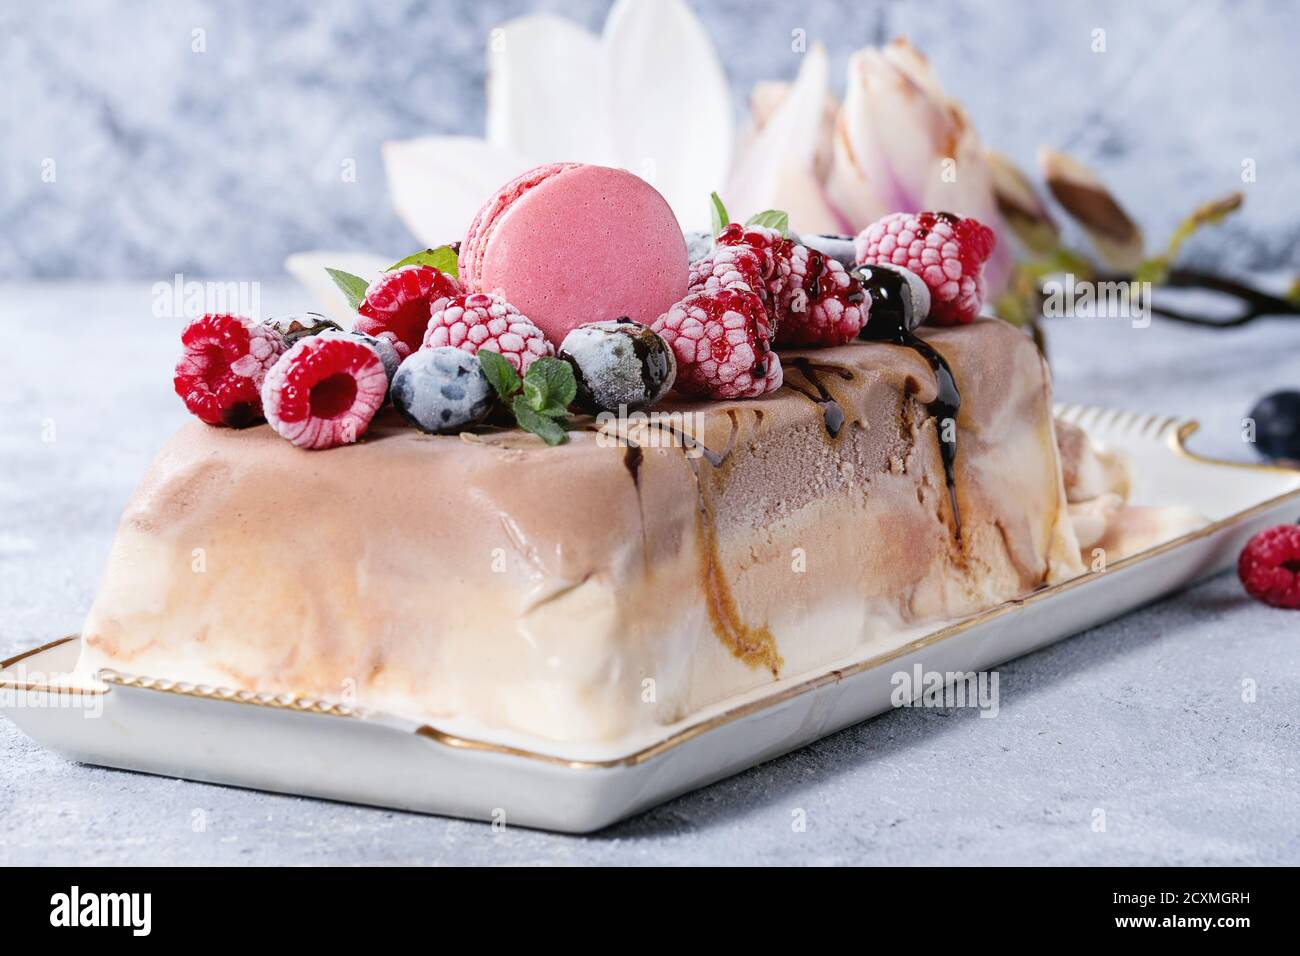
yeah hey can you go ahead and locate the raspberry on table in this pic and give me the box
[776,244,868,347]
[1237,524,1300,610]
[355,265,462,358]
[422,291,553,374]
[260,335,388,450]
[173,313,287,427]
[652,287,782,400]
[854,211,996,326]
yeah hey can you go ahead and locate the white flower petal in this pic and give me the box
[597,0,732,231]
[382,136,529,247]
[837,48,934,215]
[825,118,891,229]
[283,250,392,323]
[726,44,849,235]
[487,14,605,163]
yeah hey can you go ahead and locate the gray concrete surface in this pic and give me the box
[1,281,1298,865]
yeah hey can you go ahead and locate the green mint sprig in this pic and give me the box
[325,244,459,312]
[324,268,370,311]
[710,191,729,238]
[478,352,576,447]
[745,209,790,236]
[707,192,790,239]
[386,245,459,277]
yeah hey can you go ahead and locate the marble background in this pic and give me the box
[3,0,1298,280]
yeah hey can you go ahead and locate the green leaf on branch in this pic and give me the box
[324,268,370,312]
[1286,278,1300,309]
[1138,192,1244,285]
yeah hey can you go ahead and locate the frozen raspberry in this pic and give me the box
[854,211,996,326]
[651,287,781,400]
[173,313,287,427]
[422,291,553,374]
[261,336,388,450]
[716,222,795,312]
[355,265,462,358]
[688,244,767,301]
[1237,525,1300,610]
[775,244,868,347]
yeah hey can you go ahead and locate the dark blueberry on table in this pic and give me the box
[1248,390,1300,461]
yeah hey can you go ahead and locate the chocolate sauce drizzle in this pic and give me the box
[858,268,963,538]
[622,443,643,488]
[901,335,961,539]
[678,435,781,676]
[626,410,779,673]
[783,357,850,439]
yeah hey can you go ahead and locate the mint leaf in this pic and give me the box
[522,376,546,410]
[710,192,730,238]
[746,209,789,236]
[512,396,567,446]
[325,268,370,312]
[387,245,459,278]
[478,350,522,402]
[522,357,577,411]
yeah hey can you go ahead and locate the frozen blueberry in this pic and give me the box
[559,318,676,413]
[852,262,931,340]
[1248,391,1300,461]
[799,234,857,270]
[392,347,495,434]
[319,329,401,382]
[684,231,714,263]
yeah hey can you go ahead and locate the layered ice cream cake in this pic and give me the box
[78,165,1195,749]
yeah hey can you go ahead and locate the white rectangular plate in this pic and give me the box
[4,405,1299,833]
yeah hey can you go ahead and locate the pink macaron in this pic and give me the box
[459,164,688,346]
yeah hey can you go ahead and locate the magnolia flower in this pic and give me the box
[729,37,1011,295]
[386,0,730,244]
[726,44,847,237]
